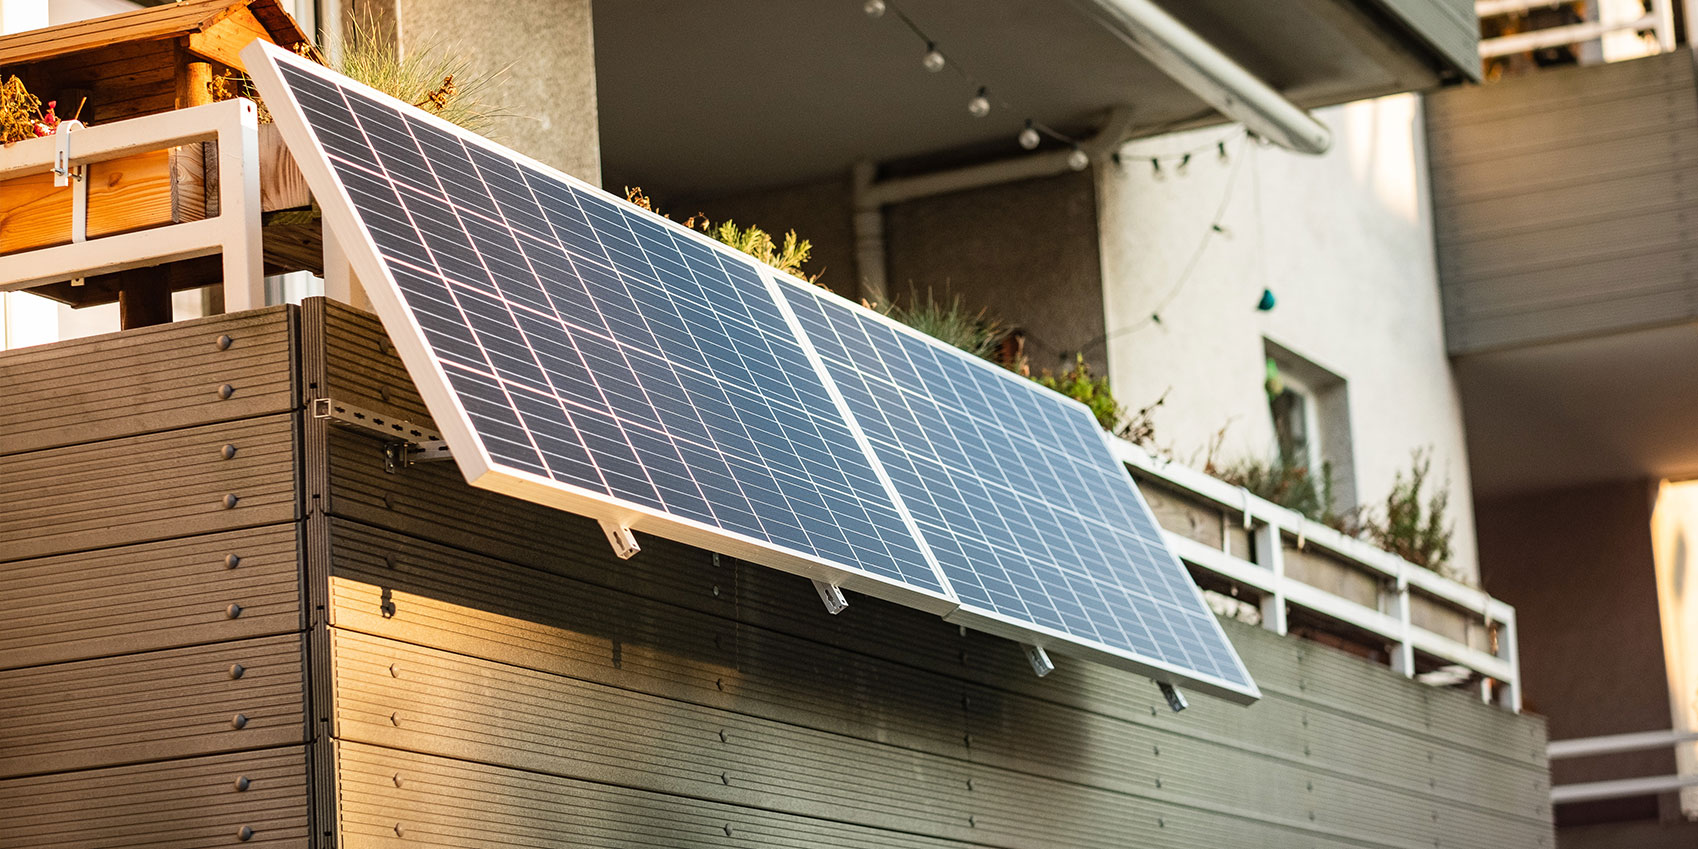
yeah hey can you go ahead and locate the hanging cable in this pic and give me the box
[1077,133,1251,353]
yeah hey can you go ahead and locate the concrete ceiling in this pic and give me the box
[1457,322,1698,497]
[591,0,1456,197]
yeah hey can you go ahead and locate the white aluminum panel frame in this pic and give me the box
[243,41,959,615]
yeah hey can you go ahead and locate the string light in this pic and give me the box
[922,43,946,72]
[865,0,1087,154]
[1067,147,1090,171]
[1131,128,1247,181]
[1074,135,1252,352]
[1018,120,1040,150]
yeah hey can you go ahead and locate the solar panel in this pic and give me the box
[778,279,1260,704]
[245,43,955,612]
[247,41,1256,704]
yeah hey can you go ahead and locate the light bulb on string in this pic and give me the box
[1217,140,1229,163]
[1018,120,1040,150]
[922,43,946,72]
[1150,158,1165,181]
[968,87,990,118]
[863,0,886,18]
[1177,153,1191,175]
[1067,147,1090,171]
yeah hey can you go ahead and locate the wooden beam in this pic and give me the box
[116,271,173,329]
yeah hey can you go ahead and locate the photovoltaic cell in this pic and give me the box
[780,280,1257,699]
[255,50,949,601]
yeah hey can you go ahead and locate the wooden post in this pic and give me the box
[108,55,218,330]
[117,273,173,328]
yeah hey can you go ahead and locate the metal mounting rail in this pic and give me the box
[311,397,450,471]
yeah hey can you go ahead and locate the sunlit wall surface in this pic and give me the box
[1654,478,1698,816]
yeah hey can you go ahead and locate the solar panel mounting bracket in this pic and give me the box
[310,397,452,472]
[1159,682,1189,712]
[1023,644,1056,678]
[812,581,849,615]
[598,521,641,560]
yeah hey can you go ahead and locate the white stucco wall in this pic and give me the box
[1097,93,1479,580]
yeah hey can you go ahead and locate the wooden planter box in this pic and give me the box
[0,121,309,256]
[0,145,210,256]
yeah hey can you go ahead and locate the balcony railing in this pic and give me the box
[1114,440,1522,711]
[1548,728,1698,803]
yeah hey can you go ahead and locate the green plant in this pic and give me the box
[1,75,44,143]
[623,187,822,284]
[1037,354,1124,431]
[1211,454,1340,526]
[876,286,1007,360]
[705,219,818,283]
[1361,448,1455,578]
[1120,388,1169,451]
[210,22,510,134]
[328,21,510,134]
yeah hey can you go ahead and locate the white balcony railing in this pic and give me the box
[0,99,264,310]
[1548,728,1698,803]
[1478,0,1677,61]
[1114,439,1521,711]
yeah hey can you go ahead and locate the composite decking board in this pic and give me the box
[330,628,978,840]
[335,740,981,849]
[0,745,312,849]
[334,741,1382,849]
[322,516,1547,823]
[0,523,303,670]
[0,413,301,562]
[0,305,298,455]
[0,633,308,778]
[326,625,1549,849]
[325,530,970,760]
[322,407,1544,770]
[315,298,434,423]
[0,300,1554,847]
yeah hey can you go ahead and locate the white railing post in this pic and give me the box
[322,222,352,305]
[219,98,264,312]
[1499,613,1522,711]
[1252,519,1287,635]
[1391,566,1415,678]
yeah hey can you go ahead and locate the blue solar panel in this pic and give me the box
[251,47,952,607]
[249,42,1256,703]
[779,279,1258,701]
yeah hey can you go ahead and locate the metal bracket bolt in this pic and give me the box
[313,397,452,472]
[1022,644,1055,678]
[1158,682,1188,713]
[599,520,641,559]
[812,580,849,614]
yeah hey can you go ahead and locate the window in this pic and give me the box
[1268,366,1319,471]
[1264,339,1357,510]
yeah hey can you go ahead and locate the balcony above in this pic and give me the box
[1427,50,1698,357]
[1426,50,1698,494]
[595,0,1482,197]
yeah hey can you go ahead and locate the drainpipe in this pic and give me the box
[851,107,1136,303]
[1075,0,1331,155]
